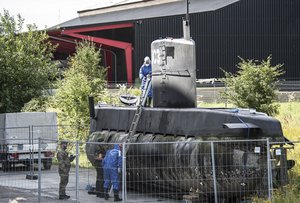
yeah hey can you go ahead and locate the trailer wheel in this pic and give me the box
[43,159,52,170]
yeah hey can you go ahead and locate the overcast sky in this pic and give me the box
[0,0,122,30]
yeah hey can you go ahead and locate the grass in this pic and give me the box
[271,102,300,202]
[276,102,300,141]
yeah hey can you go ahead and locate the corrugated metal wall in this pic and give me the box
[134,0,300,80]
[134,15,183,79]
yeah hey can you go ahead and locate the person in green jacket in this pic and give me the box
[57,140,75,200]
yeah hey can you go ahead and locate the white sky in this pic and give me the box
[0,0,129,30]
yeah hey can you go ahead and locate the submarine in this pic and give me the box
[86,1,293,202]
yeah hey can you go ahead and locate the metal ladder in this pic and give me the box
[127,75,152,140]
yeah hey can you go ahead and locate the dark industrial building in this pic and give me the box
[48,0,300,85]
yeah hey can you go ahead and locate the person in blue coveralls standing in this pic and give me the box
[103,144,123,201]
[139,56,152,107]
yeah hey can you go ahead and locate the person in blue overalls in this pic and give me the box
[103,144,122,201]
[139,56,152,107]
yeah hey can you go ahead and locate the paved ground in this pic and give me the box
[0,164,181,203]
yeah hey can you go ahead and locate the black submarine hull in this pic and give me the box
[86,106,288,200]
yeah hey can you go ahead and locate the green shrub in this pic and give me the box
[51,40,107,141]
[221,56,284,116]
[22,95,50,112]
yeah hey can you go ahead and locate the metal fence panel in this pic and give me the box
[269,140,298,197]
[0,138,38,203]
[124,141,213,202]
[213,140,269,202]
[1,126,297,203]
[122,140,270,203]
[83,142,114,202]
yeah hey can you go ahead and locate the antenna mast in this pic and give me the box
[186,0,190,23]
[183,0,190,40]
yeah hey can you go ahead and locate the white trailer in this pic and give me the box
[0,112,58,171]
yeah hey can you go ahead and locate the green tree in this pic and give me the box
[221,56,284,116]
[22,95,50,112]
[51,40,107,141]
[0,10,58,113]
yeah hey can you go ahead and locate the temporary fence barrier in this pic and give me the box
[0,127,297,203]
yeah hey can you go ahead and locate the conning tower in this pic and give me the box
[151,2,196,108]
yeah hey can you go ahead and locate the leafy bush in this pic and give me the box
[0,10,58,113]
[22,95,50,112]
[221,56,284,116]
[50,40,107,141]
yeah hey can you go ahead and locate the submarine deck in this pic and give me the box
[90,106,284,141]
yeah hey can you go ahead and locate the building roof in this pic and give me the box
[78,0,177,16]
[55,0,239,29]
[80,0,144,13]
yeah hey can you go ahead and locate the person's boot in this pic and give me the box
[96,192,105,198]
[113,189,122,202]
[104,188,109,200]
[59,195,70,200]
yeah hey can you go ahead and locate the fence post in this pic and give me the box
[29,125,33,175]
[122,142,126,203]
[31,125,35,173]
[266,138,273,200]
[38,137,42,203]
[210,141,218,203]
[26,125,38,180]
[75,141,79,203]
[224,84,228,108]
